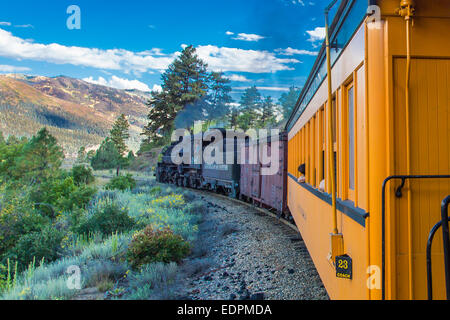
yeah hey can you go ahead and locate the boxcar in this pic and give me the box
[286,0,450,300]
[240,132,289,217]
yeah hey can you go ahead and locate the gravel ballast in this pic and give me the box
[175,192,329,300]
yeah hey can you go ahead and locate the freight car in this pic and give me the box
[240,132,290,219]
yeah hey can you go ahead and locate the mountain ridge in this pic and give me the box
[0,74,152,157]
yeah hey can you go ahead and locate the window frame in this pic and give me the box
[345,81,356,202]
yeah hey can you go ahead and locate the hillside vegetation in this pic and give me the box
[0,75,149,157]
[0,128,204,300]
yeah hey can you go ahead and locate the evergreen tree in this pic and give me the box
[258,96,278,128]
[90,138,121,171]
[76,146,87,163]
[237,86,262,131]
[110,114,130,157]
[86,150,95,162]
[127,151,136,162]
[142,45,209,146]
[0,135,27,184]
[15,128,64,184]
[279,86,300,121]
[227,105,240,130]
[204,72,233,125]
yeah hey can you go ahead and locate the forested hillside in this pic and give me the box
[0,75,150,157]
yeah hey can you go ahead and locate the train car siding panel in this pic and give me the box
[288,177,368,300]
[287,13,368,299]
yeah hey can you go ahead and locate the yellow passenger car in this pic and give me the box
[286,0,450,300]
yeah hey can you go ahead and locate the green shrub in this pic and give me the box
[58,185,97,212]
[29,176,96,214]
[149,186,162,195]
[77,203,135,236]
[0,203,50,259]
[10,225,66,269]
[71,165,95,186]
[105,174,136,191]
[0,263,7,291]
[127,226,190,269]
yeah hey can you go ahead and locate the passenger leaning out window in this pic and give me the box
[297,164,306,183]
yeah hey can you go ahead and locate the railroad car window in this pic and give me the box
[286,0,367,132]
[320,108,325,189]
[332,98,337,144]
[348,85,355,191]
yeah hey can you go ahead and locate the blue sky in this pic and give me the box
[0,0,333,100]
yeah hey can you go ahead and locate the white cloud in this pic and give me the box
[0,28,176,74]
[0,64,31,73]
[225,31,234,35]
[292,0,305,6]
[306,27,326,43]
[234,86,290,92]
[232,33,265,42]
[83,75,153,92]
[151,84,162,92]
[0,22,11,26]
[0,28,299,76]
[15,24,33,28]
[195,45,299,73]
[226,74,251,82]
[276,47,317,56]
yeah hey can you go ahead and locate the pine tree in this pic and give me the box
[259,96,278,128]
[76,146,86,163]
[227,105,240,130]
[16,128,64,184]
[237,86,262,131]
[90,138,121,171]
[142,45,209,146]
[204,72,233,125]
[110,114,130,157]
[0,134,27,183]
[279,86,300,121]
[86,150,95,162]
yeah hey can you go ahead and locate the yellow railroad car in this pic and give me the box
[286,0,450,300]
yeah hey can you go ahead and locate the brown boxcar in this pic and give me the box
[240,132,289,216]
[239,139,260,203]
[260,132,288,215]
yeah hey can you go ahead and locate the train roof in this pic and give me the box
[285,0,370,132]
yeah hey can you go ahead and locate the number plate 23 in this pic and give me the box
[336,255,352,280]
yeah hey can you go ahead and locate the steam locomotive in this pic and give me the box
[156,130,290,219]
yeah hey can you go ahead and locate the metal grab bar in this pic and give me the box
[381,175,450,300]
[440,196,450,299]
[427,215,450,300]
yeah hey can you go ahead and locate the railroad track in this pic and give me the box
[188,188,301,235]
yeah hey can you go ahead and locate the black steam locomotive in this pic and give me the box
[156,129,289,218]
[156,129,241,198]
